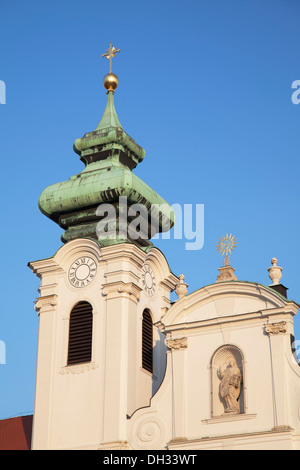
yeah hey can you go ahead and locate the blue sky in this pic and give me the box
[0,0,300,419]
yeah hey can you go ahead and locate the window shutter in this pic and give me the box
[142,309,153,373]
[67,301,93,365]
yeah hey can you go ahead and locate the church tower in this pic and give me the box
[29,44,178,450]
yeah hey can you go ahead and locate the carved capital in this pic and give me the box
[166,337,188,351]
[264,321,287,335]
[102,281,142,302]
[34,295,58,315]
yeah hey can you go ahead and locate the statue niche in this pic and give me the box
[211,345,244,417]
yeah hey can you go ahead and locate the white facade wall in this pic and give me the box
[29,240,300,450]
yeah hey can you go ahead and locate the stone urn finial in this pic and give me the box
[268,257,282,285]
[175,274,188,299]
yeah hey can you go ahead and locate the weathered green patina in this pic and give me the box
[73,91,145,168]
[38,90,175,249]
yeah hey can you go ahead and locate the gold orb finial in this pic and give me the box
[103,72,119,92]
[101,42,121,93]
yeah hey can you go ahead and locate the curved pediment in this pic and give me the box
[144,247,178,288]
[162,281,298,326]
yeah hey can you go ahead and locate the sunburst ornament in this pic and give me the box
[216,234,237,266]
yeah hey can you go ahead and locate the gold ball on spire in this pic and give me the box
[103,72,119,92]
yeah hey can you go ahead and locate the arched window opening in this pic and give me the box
[142,309,153,374]
[67,301,93,365]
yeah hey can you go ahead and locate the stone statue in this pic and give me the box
[218,359,242,414]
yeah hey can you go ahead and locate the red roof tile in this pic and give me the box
[0,415,33,450]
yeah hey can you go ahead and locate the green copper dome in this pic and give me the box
[39,84,175,249]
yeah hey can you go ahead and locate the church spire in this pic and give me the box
[73,43,144,168]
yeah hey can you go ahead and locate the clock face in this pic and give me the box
[142,264,156,297]
[68,257,97,288]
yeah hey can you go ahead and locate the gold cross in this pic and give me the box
[101,42,121,73]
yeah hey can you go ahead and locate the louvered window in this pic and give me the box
[67,301,93,365]
[142,309,153,373]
